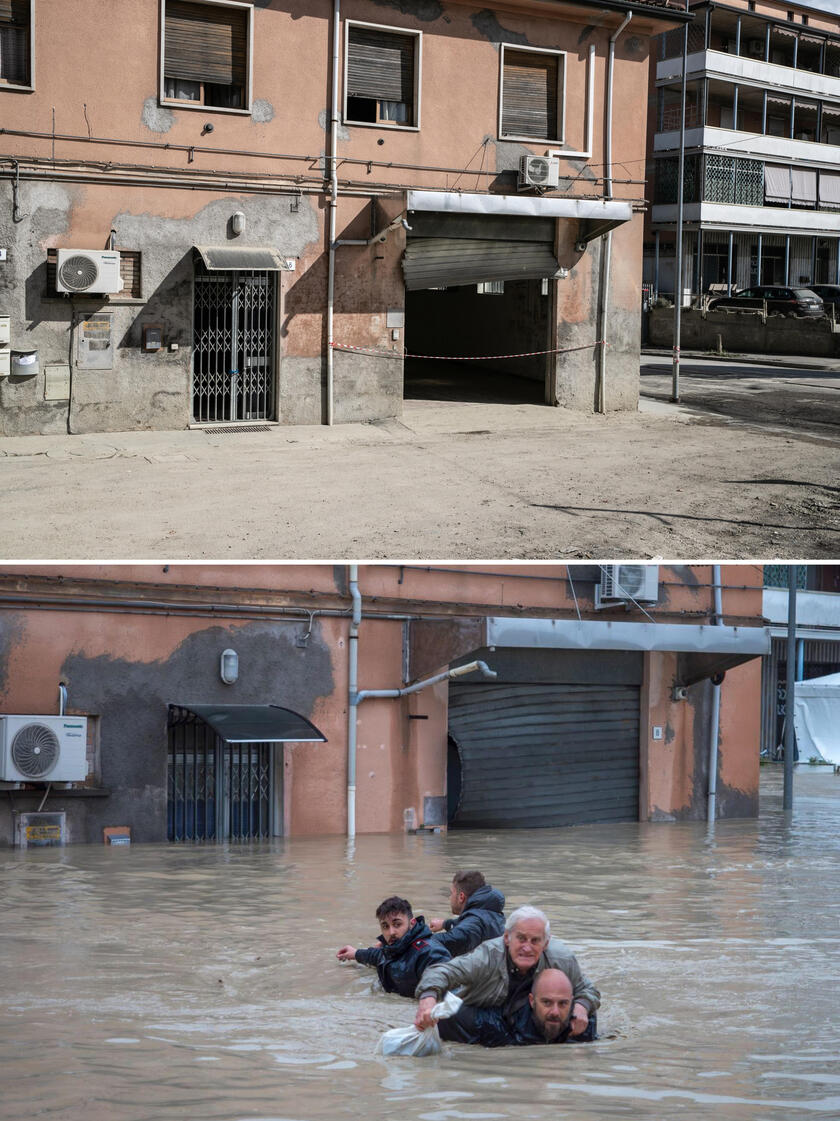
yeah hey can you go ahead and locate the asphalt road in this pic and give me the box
[640,354,840,442]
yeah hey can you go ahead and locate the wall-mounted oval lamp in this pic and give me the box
[220,648,239,685]
[231,211,246,236]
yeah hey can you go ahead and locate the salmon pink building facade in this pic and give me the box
[0,0,687,435]
[0,563,769,845]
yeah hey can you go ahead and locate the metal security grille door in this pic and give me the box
[448,681,640,829]
[193,268,276,422]
[167,715,273,842]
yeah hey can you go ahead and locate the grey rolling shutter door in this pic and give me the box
[502,50,559,139]
[404,239,560,289]
[165,1,247,86]
[403,211,560,290]
[347,26,414,102]
[448,682,640,828]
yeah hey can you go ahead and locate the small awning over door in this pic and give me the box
[194,246,291,271]
[169,704,326,743]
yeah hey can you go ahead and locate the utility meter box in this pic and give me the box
[14,811,67,849]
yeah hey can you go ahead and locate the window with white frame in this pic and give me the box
[500,45,564,142]
[344,20,420,128]
[162,0,251,111]
[0,0,32,88]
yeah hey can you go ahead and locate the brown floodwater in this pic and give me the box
[1,767,839,1121]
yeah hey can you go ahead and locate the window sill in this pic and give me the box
[1,784,111,797]
[344,119,420,133]
[40,296,145,305]
[0,82,34,92]
[500,134,564,146]
[160,99,251,116]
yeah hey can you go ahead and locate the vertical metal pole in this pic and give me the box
[783,568,797,812]
[727,231,734,295]
[785,235,791,286]
[654,230,660,297]
[671,1,690,403]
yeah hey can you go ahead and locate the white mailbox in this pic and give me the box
[0,350,9,377]
[0,315,10,346]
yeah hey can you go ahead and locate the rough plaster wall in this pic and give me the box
[0,183,77,436]
[0,620,334,846]
[2,183,320,435]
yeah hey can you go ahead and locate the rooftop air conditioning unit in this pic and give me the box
[0,715,88,782]
[56,249,122,295]
[519,155,560,189]
[595,564,660,608]
[748,39,765,57]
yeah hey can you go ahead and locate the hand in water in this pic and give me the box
[336,945,357,961]
[414,995,437,1029]
[570,1002,589,1036]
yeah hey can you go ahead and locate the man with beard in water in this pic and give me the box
[336,896,450,997]
[414,905,598,1035]
[437,968,596,1047]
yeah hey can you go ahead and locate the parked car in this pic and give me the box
[807,284,840,314]
[707,286,824,317]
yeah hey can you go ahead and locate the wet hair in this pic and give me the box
[452,870,485,899]
[375,896,413,921]
[505,905,550,938]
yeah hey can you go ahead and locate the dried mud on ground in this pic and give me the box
[1,398,839,559]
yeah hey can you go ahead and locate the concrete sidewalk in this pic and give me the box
[642,346,840,372]
[2,392,839,560]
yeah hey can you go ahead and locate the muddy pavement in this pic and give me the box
[1,767,838,1121]
[1,390,839,558]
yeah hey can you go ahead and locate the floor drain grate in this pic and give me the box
[205,425,272,435]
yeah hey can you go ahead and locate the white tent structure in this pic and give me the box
[792,673,840,766]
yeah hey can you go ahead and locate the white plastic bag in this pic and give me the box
[377,992,463,1057]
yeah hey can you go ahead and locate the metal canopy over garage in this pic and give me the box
[403,191,633,290]
[448,648,642,830]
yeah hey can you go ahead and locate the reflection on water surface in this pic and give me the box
[1,768,839,1120]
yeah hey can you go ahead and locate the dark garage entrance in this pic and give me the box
[447,648,642,829]
[403,211,557,404]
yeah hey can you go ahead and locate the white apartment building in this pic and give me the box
[646,0,840,301]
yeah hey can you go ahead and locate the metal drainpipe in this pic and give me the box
[596,12,632,414]
[346,563,361,838]
[58,683,67,715]
[707,564,723,823]
[326,0,341,426]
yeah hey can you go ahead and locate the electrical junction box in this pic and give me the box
[44,364,71,401]
[14,811,67,848]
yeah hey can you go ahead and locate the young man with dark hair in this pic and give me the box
[337,895,450,997]
[428,870,505,957]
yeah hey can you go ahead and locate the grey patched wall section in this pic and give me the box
[0,183,320,435]
[0,619,334,846]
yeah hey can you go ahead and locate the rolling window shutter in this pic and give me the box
[347,25,415,103]
[0,1,30,23]
[0,23,27,82]
[502,50,559,139]
[165,1,247,87]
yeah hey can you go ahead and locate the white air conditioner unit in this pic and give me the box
[519,155,560,189]
[56,249,122,295]
[748,39,765,57]
[0,715,88,782]
[595,564,660,608]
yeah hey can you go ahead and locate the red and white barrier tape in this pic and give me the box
[330,341,607,360]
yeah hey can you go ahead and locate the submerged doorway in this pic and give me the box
[167,710,274,842]
[192,266,276,423]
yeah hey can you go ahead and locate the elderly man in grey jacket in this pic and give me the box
[414,905,599,1038]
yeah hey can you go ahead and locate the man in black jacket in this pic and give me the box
[438,968,597,1048]
[428,870,505,957]
[337,896,450,997]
